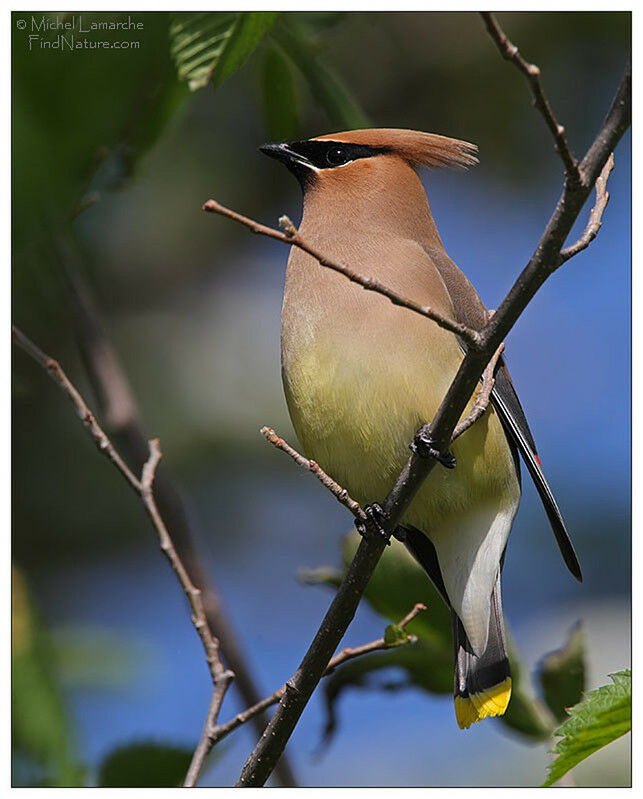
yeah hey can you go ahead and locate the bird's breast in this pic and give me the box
[280,238,519,530]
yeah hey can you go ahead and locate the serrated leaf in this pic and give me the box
[543,670,631,787]
[261,45,299,141]
[272,21,369,129]
[98,742,193,787]
[170,12,279,91]
[539,622,585,723]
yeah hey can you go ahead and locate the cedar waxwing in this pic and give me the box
[260,129,581,729]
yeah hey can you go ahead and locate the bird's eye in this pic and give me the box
[326,146,349,167]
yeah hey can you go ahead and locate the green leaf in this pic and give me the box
[501,639,552,741]
[298,564,343,588]
[539,622,585,723]
[12,11,183,331]
[543,670,631,787]
[384,623,408,647]
[261,44,299,141]
[98,742,194,787]
[271,21,370,129]
[306,530,552,742]
[321,641,451,748]
[51,625,146,689]
[12,565,84,786]
[170,12,279,91]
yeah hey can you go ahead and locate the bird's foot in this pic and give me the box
[356,503,391,545]
[411,430,457,469]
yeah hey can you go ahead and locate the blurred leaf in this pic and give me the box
[98,742,193,787]
[539,622,585,723]
[170,12,279,91]
[272,20,370,129]
[543,670,631,787]
[13,12,179,243]
[501,638,552,741]
[298,564,343,588]
[309,530,553,743]
[293,11,348,30]
[12,565,84,786]
[321,640,449,748]
[261,44,299,141]
[12,11,182,333]
[51,625,147,689]
[342,531,452,650]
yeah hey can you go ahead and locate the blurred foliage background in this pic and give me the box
[12,10,630,787]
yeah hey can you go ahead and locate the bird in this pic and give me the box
[259,128,581,729]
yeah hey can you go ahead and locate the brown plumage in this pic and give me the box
[260,128,580,729]
[314,128,479,170]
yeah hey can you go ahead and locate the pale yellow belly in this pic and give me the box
[282,328,520,538]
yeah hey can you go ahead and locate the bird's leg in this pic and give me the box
[356,502,392,545]
[411,429,457,469]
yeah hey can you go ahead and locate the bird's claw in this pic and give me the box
[356,503,392,545]
[411,430,456,469]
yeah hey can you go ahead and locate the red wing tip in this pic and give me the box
[535,453,542,466]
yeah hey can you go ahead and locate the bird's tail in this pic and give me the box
[452,572,511,729]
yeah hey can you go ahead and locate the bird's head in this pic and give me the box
[259,128,478,195]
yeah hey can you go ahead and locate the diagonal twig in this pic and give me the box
[12,325,234,787]
[451,342,505,441]
[202,603,426,750]
[59,260,297,787]
[560,155,615,262]
[202,200,481,350]
[481,12,581,187]
[260,426,367,524]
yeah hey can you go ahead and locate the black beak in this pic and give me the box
[259,142,288,160]
[259,142,315,189]
[259,142,310,168]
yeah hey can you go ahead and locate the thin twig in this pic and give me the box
[261,426,367,523]
[184,672,234,787]
[205,603,426,749]
[481,12,581,187]
[202,200,481,350]
[60,261,297,787]
[560,154,614,262]
[451,343,504,441]
[11,325,140,493]
[12,326,234,788]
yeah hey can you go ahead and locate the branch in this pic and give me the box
[234,44,630,786]
[202,200,481,350]
[59,263,297,787]
[451,342,504,442]
[11,325,140,494]
[205,603,426,750]
[560,154,614,262]
[480,12,581,186]
[12,326,234,782]
[261,426,367,524]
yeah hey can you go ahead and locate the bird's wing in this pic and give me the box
[423,245,582,582]
[490,367,582,581]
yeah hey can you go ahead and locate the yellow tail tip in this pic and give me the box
[454,677,512,729]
